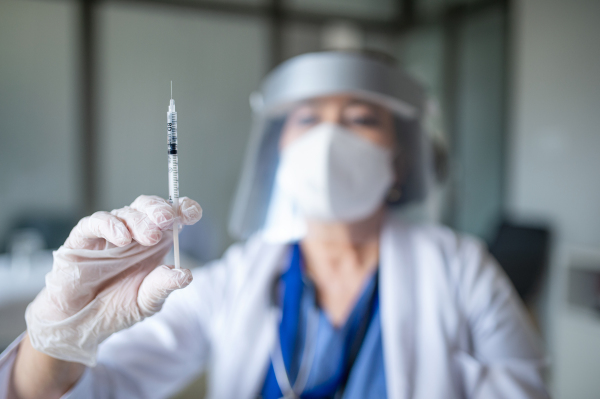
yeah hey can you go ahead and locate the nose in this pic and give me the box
[321,103,344,125]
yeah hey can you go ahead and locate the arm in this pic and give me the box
[9,335,85,399]
[455,237,549,399]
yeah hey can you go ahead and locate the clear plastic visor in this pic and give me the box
[229,52,432,241]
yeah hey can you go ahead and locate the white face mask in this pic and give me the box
[275,123,395,222]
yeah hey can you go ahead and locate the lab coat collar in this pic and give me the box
[379,215,415,399]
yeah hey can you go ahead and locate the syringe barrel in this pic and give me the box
[167,97,181,269]
[167,109,179,207]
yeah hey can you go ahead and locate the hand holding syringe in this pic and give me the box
[15,82,200,372]
[167,81,181,269]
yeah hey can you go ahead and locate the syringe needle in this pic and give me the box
[171,80,172,99]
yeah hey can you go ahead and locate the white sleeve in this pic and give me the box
[454,236,550,399]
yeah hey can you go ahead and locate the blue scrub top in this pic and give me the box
[261,244,387,398]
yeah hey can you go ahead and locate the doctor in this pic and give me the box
[3,51,548,399]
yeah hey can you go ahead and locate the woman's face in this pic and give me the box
[279,95,396,150]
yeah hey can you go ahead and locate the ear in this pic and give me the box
[387,185,402,203]
[386,152,406,205]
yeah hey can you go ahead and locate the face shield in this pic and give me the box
[229,51,431,242]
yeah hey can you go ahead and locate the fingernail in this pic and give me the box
[183,205,201,221]
[175,269,193,286]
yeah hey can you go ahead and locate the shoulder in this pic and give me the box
[384,217,519,326]
[384,216,504,294]
[384,216,488,261]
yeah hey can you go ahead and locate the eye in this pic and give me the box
[344,103,382,127]
[289,104,320,127]
[297,115,319,125]
[350,116,381,126]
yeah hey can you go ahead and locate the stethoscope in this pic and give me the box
[270,306,320,399]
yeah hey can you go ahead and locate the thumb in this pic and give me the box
[137,265,193,317]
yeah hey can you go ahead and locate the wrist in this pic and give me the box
[11,334,85,399]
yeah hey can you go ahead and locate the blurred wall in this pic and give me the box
[283,0,396,19]
[0,0,79,247]
[453,6,505,240]
[510,0,600,247]
[509,0,600,397]
[0,0,268,258]
[400,6,506,239]
[96,3,268,258]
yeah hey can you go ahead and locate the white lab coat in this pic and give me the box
[0,217,549,398]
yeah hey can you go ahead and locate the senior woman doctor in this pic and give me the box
[2,51,548,399]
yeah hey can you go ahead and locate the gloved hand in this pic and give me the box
[24,195,202,367]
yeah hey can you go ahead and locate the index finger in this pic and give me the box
[65,211,132,249]
[130,195,176,230]
[130,195,202,228]
[177,197,202,225]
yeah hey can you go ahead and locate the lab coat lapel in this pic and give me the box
[380,217,415,399]
[208,243,286,399]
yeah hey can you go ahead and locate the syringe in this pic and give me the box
[167,81,181,269]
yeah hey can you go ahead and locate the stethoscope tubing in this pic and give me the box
[271,306,320,398]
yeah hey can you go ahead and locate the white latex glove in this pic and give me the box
[25,195,202,367]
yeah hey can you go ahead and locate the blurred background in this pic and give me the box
[0,0,599,397]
